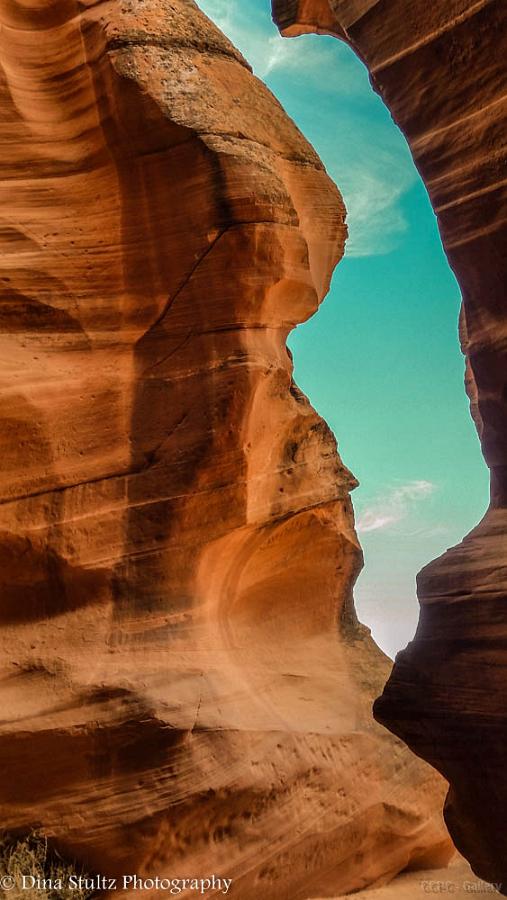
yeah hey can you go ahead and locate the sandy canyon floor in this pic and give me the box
[314,857,501,899]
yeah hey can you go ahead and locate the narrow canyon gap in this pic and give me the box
[0,0,456,897]
[271,0,507,890]
[198,0,489,661]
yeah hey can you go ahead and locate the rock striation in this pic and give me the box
[272,0,507,891]
[0,0,452,896]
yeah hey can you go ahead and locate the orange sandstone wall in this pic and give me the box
[0,1,451,896]
[272,0,507,891]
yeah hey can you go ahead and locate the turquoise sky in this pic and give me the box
[198,0,489,658]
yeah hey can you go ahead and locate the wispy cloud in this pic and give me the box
[197,0,351,83]
[197,0,417,259]
[356,481,436,533]
[332,160,414,257]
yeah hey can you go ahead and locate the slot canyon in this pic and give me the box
[271,0,507,889]
[0,0,504,897]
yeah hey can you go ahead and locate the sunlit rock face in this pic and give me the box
[273,0,507,890]
[0,0,452,896]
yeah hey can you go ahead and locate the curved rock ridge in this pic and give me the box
[272,0,507,890]
[0,0,452,896]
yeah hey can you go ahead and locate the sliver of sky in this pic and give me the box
[197,0,489,659]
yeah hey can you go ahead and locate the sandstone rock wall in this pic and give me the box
[272,0,507,890]
[0,0,452,896]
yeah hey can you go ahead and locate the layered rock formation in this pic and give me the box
[0,0,453,896]
[272,0,507,890]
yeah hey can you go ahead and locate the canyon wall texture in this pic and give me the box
[272,0,507,890]
[0,0,453,896]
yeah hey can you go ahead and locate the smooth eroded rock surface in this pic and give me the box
[0,0,452,896]
[272,0,507,891]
